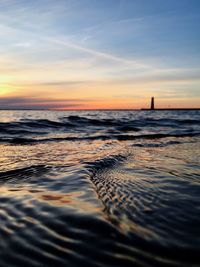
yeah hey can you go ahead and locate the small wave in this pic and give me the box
[85,152,200,251]
[85,154,127,175]
[0,119,74,135]
[132,140,186,148]
[1,115,200,140]
[117,125,141,132]
[0,127,43,136]
[66,115,121,127]
[20,119,67,128]
[0,137,37,144]
[133,118,200,127]
[0,165,50,183]
[1,132,200,145]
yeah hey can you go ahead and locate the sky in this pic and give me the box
[0,0,200,109]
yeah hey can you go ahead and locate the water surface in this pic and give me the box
[0,110,200,266]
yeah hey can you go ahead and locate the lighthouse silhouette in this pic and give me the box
[151,97,155,110]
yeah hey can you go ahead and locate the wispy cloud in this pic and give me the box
[0,0,199,108]
[13,42,32,48]
[0,96,91,109]
[45,37,150,69]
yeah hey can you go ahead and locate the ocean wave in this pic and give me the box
[0,165,50,183]
[1,110,200,267]
[1,132,199,145]
[1,115,200,138]
[84,152,200,251]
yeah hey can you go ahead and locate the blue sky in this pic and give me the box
[0,0,199,109]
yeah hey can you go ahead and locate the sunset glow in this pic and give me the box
[0,0,199,109]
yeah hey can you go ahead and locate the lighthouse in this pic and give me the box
[151,97,155,110]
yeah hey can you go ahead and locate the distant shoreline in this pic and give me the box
[141,108,200,111]
[0,108,200,111]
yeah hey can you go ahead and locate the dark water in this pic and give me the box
[0,110,200,267]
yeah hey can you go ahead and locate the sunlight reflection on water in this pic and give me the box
[0,110,200,266]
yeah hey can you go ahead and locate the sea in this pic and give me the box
[0,110,200,267]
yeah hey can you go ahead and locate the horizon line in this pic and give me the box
[0,108,200,111]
